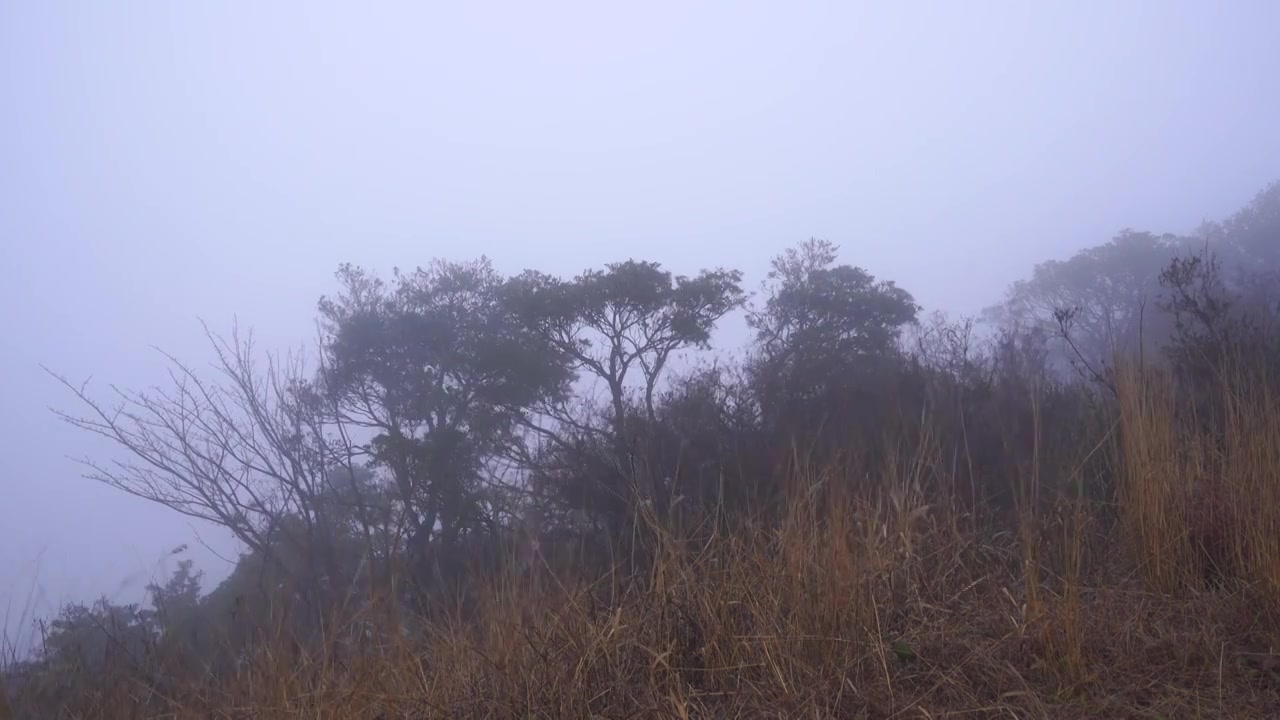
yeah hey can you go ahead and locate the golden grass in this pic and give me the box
[8,366,1280,718]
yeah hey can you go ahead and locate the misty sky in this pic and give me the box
[3,2,1279,643]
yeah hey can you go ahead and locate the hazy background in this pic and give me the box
[3,2,1279,642]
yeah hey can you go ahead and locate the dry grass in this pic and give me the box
[7,368,1280,719]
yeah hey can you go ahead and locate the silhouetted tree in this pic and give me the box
[637,361,768,521]
[507,259,744,526]
[991,230,1190,375]
[146,559,202,644]
[748,239,919,455]
[1202,182,1280,279]
[318,258,573,580]
[51,326,361,619]
[38,599,153,673]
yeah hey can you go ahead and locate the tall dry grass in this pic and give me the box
[1114,363,1201,593]
[7,363,1280,718]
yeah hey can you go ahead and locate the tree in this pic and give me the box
[1159,248,1280,407]
[508,259,745,525]
[752,239,917,360]
[146,559,202,642]
[1207,182,1280,273]
[52,325,362,615]
[989,183,1280,384]
[748,239,919,435]
[1196,182,1280,314]
[990,230,1193,377]
[318,258,573,577]
[38,599,153,673]
[639,361,768,520]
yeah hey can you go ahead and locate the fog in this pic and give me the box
[2,1,1278,644]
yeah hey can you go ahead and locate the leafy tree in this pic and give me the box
[1159,248,1280,418]
[507,259,744,523]
[638,361,768,519]
[990,185,1280,385]
[146,559,202,643]
[991,230,1190,372]
[1206,182,1280,273]
[38,599,153,673]
[993,230,1230,390]
[1196,182,1280,314]
[751,239,917,361]
[748,239,919,441]
[319,258,573,575]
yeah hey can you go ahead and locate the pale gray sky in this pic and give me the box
[3,2,1279,643]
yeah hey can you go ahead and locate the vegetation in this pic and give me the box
[4,183,1280,718]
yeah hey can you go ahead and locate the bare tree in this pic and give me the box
[49,323,379,611]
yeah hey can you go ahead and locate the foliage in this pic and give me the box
[28,181,1280,718]
[750,238,919,362]
[318,258,572,580]
[747,238,919,463]
[38,600,153,672]
[991,230,1189,373]
[1199,180,1280,285]
[508,259,744,527]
